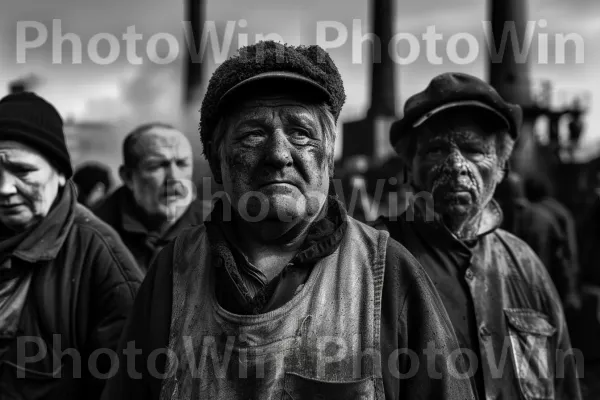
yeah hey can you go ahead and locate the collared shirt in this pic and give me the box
[204,197,346,315]
[102,194,477,400]
[94,186,209,271]
[377,199,582,400]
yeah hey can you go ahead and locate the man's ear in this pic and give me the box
[58,174,66,187]
[119,165,134,189]
[207,143,223,185]
[211,162,223,185]
[496,161,509,183]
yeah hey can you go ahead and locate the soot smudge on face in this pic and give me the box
[413,121,501,215]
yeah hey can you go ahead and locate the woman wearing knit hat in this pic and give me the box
[0,92,143,400]
[102,41,475,400]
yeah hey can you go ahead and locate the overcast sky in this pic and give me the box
[2,0,599,162]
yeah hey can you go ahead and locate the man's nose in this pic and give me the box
[264,130,293,168]
[0,170,17,196]
[165,162,177,179]
[443,151,469,177]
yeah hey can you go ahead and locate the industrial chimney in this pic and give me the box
[182,0,211,187]
[341,0,398,166]
[488,0,540,177]
[488,0,532,106]
[183,0,205,108]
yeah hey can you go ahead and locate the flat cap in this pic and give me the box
[200,40,346,158]
[390,72,523,148]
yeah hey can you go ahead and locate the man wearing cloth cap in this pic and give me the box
[375,72,582,399]
[0,92,143,399]
[102,41,475,400]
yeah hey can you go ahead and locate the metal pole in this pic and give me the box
[488,0,532,105]
[367,0,396,118]
[183,0,204,107]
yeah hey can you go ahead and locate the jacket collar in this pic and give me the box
[12,180,77,263]
[412,198,504,244]
[116,186,207,240]
[206,194,348,265]
[204,194,347,315]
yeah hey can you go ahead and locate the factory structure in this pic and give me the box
[5,0,600,375]
[7,0,595,210]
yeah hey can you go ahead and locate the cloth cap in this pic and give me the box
[390,72,523,148]
[200,40,346,159]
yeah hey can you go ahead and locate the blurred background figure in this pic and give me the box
[494,172,580,310]
[94,122,208,272]
[524,175,582,307]
[0,91,142,400]
[73,162,113,209]
[577,174,600,288]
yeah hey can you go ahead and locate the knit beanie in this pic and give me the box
[0,92,73,178]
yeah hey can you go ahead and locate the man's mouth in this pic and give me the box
[433,184,476,204]
[0,203,25,213]
[161,190,184,202]
[260,180,297,188]
[446,189,472,195]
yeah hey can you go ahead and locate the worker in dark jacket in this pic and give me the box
[102,41,475,400]
[94,122,209,271]
[0,92,143,400]
[524,174,582,310]
[375,73,582,400]
[496,172,581,310]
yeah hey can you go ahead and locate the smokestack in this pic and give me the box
[488,0,532,105]
[341,0,398,165]
[367,0,396,118]
[183,0,205,107]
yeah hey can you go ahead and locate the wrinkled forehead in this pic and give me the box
[0,140,46,161]
[230,95,318,122]
[415,111,501,145]
[135,127,192,156]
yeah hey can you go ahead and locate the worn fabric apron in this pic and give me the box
[160,218,388,400]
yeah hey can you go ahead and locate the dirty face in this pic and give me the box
[0,141,66,232]
[123,127,194,221]
[410,112,505,225]
[218,95,330,223]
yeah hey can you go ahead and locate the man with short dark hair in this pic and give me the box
[102,41,475,400]
[94,122,208,271]
[495,172,580,310]
[73,162,113,208]
[524,175,581,310]
[375,72,582,399]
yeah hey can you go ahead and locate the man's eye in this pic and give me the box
[244,130,263,138]
[144,163,162,171]
[13,167,36,175]
[290,129,311,141]
[426,147,443,155]
[464,148,484,155]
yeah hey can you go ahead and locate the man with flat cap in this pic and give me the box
[374,72,582,399]
[102,42,475,400]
